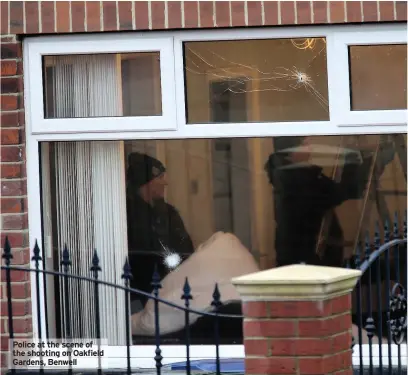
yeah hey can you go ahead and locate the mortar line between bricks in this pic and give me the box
[244,311,350,321]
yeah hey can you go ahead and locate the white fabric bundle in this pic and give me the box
[132,231,260,335]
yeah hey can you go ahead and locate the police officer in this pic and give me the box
[126,152,194,309]
[264,137,395,268]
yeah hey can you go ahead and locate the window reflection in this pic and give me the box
[125,134,407,344]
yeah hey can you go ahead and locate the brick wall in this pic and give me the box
[0,0,406,372]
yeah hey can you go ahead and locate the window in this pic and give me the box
[184,38,329,124]
[43,53,162,119]
[23,24,407,368]
[25,34,176,133]
[349,44,407,111]
[40,134,407,346]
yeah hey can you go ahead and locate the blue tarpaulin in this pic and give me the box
[168,359,244,373]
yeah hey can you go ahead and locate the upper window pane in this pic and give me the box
[349,44,407,111]
[183,38,329,124]
[43,53,162,119]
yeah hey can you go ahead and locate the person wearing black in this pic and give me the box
[125,152,194,310]
[264,137,395,268]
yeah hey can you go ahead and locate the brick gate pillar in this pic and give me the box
[232,264,361,375]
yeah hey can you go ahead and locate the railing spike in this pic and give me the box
[91,249,101,272]
[355,243,361,269]
[374,222,381,251]
[384,217,390,243]
[404,210,407,239]
[364,231,371,261]
[60,244,71,269]
[182,277,192,302]
[121,257,133,281]
[2,236,13,265]
[393,211,399,239]
[32,240,42,263]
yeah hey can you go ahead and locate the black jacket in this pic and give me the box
[126,193,194,305]
[265,150,375,267]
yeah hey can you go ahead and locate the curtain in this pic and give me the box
[42,55,128,345]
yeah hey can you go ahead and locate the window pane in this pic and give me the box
[349,44,407,110]
[42,134,407,345]
[43,53,162,118]
[183,38,329,124]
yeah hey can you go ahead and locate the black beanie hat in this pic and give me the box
[127,152,166,188]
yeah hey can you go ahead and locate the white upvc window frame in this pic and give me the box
[23,23,407,370]
[25,32,177,134]
[331,25,408,128]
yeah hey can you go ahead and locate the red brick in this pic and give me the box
[0,36,15,43]
[11,249,31,265]
[247,1,262,26]
[332,331,352,352]
[334,368,353,375]
[183,1,199,28]
[17,60,23,75]
[331,294,351,314]
[11,283,31,300]
[245,357,296,375]
[270,338,296,356]
[1,1,9,35]
[281,1,296,24]
[9,1,24,34]
[1,61,17,76]
[1,128,20,144]
[0,301,29,317]
[330,1,346,23]
[86,1,101,32]
[1,95,18,111]
[298,313,351,337]
[243,301,268,318]
[103,1,117,31]
[297,1,312,24]
[2,214,28,230]
[1,198,23,213]
[1,180,26,197]
[269,300,331,318]
[231,1,245,26]
[25,1,39,34]
[56,1,70,33]
[362,1,378,22]
[244,320,297,338]
[379,1,395,21]
[168,1,182,29]
[295,337,332,356]
[41,1,55,33]
[215,1,229,27]
[0,233,27,249]
[118,1,132,30]
[1,146,23,162]
[199,1,214,28]
[1,165,23,179]
[12,316,33,334]
[151,1,165,29]
[264,0,278,25]
[135,1,149,30]
[1,77,21,94]
[1,112,19,127]
[313,1,328,23]
[71,1,85,32]
[346,1,362,22]
[1,43,21,60]
[396,1,407,21]
[244,338,269,356]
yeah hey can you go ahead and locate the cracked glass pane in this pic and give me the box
[349,44,407,111]
[183,37,329,124]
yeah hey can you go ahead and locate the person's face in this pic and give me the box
[145,173,168,200]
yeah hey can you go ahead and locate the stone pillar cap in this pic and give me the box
[232,264,362,301]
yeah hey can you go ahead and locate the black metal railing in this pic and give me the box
[347,211,407,375]
[2,237,243,375]
[2,211,407,375]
